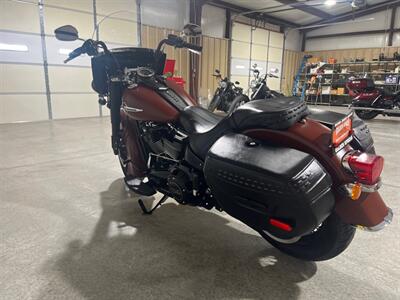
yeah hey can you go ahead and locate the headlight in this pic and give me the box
[220,81,227,89]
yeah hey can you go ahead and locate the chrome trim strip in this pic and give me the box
[121,103,143,113]
[357,207,393,232]
[261,230,301,244]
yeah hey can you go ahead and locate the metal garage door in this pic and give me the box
[230,22,284,94]
[0,0,138,123]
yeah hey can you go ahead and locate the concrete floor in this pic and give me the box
[0,106,399,300]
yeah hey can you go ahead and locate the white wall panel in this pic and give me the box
[230,58,250,76]
[393,33,400,47]
[0,64,45,93]
[98,19,137,45]
[306,34,388,51]
[48,66,93,93]
[44,7,94,38]
[0,32,43,64]
[251,44,268,61]
[141,0,188,30]
[268,47,283,63]
[0,0,40,33]
[201,4,225,39]
[231,41,251,59]
[44,0,93,12]
[252,28,269,46]
[285,29,302,52]
[51,94,99,119]
[96,0,136,17]
[0,95,48,123]
[308,11,391,37]
[269,31,284,48]
[396,7,400,28]
[232,23,251,43]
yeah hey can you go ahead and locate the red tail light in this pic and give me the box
[343,151,384,185]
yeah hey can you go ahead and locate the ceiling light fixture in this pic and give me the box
[324,0,337,6]
[0,43,28,52]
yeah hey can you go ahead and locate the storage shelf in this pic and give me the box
[295,59,400,105]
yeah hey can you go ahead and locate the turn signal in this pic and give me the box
[343,151,384,185]
[350,183,362,200]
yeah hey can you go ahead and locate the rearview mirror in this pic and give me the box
[270,68,279,74]
[215,69,220,74]
[54,25,79,41]
[235,81,240,85]
[183,23,202,36]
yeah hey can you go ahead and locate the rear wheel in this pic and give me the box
[355,110,379,120]
[258,213,356,261]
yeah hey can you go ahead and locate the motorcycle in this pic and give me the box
[227,65,284,114]
[208,70,244,113]
[54,24,392,261]
[347,77,400,120]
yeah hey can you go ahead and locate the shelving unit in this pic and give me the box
[294,60,400,106]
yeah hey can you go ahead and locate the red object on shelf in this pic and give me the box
[168,77,186,87]
[163,59,185,87]
[163,59,176,75]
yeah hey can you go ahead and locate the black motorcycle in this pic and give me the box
[208,70,244,113]
[227,66,283,113]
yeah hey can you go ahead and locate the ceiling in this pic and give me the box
[214,0,396,27]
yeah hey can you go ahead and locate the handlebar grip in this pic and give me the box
[63,46,82,63]
[182,42,202,53]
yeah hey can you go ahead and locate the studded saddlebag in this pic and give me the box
[204,133,335,240]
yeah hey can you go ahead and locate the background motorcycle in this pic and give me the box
[227,66,284,114]
[208,69,243,113]
[54,24,392,262]
[347,77,400,120]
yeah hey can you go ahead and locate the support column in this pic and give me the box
[388,7,396,47]
[189,0,205,101]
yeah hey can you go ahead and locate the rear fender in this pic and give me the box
[244,118,389,228]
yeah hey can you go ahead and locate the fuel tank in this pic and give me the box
[122,80,196,123]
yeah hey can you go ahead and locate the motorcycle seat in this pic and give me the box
[180,97,309,159]
[179,106,224,134]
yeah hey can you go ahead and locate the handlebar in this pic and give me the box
[156,34,202,53]
[180,41,202,52]
[63,39,105,63]
[64,46,83,63]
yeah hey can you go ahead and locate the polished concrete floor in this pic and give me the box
[0,106,399,300]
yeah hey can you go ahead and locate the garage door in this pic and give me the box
[230,22,283,93]
[0,0,138,123]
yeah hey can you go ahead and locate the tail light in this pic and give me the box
[342,151,384,185]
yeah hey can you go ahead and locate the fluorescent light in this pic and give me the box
[58,48,72,55]
[235,65,245,69]
[325,0,337,6]
[0,43,28,52]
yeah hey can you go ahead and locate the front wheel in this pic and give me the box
[259,213,356,261]
[208,94,221,112]
[355,109,379,120]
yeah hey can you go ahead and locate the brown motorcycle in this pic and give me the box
[55,24,392,261]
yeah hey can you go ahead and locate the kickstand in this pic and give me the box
[138,194,169,215]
